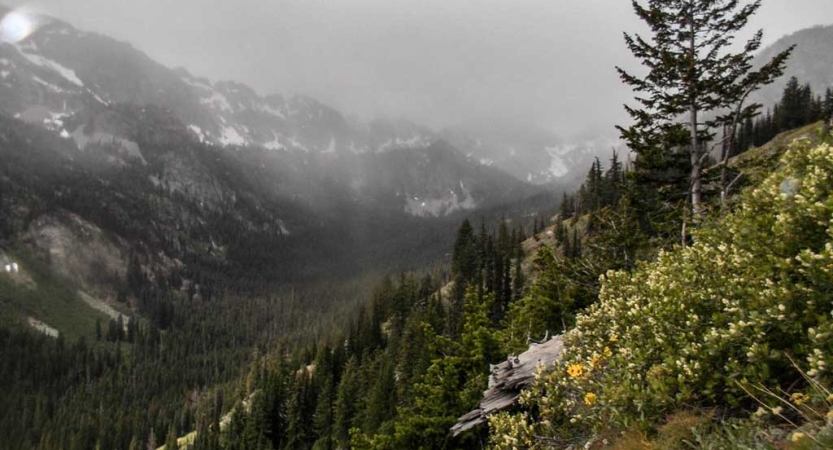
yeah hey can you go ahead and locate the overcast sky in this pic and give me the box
[4,0,830,137]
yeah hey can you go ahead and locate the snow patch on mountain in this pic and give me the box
[377,135,432,153]
[257,102,286,119]
[27,317,59,338]
[263,132,286,151]
[181,75,213,91]
[276,219,290,236]
[32,75,64,92]
[322,137,336,154]
[544,146,569,177]
[201,90,233,113]
[188,125,206,143]
[42,110,69,130]
[347,141,363,154]
[13,43,83,86]
[71,126,146,164]
[219,126,246,146]
[404,183,476,217]
[86,88,109,105]
[289,136,309,152]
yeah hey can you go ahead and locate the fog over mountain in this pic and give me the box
[4,0,829,139]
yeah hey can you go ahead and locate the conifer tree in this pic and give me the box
[311,373,334,450]
[560,192,572,220]
[606,151,623,206]
[780,77,805,130]
[617,0,792,217]
[361,355,396,434]
[562,228,572,258]
[572,228,582,259]
[146,427,157,450]
[512,244,525,301]
[164,426,179,450]
[242,387,273,450]
[451,219,477,281]
[333,357,360,448]
[285,370,314,450]
[555,219,565,245]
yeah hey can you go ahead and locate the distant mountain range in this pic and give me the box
[0,3,619,196]
[1,7,830,197]
[0,3,568,333]
[0,5,830,305]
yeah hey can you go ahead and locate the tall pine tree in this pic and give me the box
[616,0,792,217]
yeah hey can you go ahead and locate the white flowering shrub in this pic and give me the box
[487,412,543,450]
[492,139,833,444]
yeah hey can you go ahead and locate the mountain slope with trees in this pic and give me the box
[1,2,833,450]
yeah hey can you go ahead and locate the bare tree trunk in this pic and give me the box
[720,89,753,207]
[689,16,703,221]
[719,124,730,207]
[690,107,702,219]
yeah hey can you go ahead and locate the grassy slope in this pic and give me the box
[728,121,826,182]
[0,246,114,341]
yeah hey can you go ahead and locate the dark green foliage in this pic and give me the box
[451,220,478,282]
[561,149,631,222]
[735,78,833,153]
[165,426,179,450]
[333,357,360,447]
[204,216,528,450]
[284,369,315,450]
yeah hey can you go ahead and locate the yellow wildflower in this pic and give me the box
[584,392,598,406]
[589,355,601,369]
[791,432,805,442]
[567,363,583,378]
[609,334,618,343]
[791,392,810,406]
[603,346,612,358]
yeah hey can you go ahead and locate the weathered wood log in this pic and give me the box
[450,335,564,437]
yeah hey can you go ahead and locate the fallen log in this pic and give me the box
[450,335,564,437]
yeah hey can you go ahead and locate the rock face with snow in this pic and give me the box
[0,5,436,157]
[0,5,543,220]
[178,70,438,154]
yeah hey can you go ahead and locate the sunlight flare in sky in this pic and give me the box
[0,10,37,43]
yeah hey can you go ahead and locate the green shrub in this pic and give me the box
[491,139,833,446]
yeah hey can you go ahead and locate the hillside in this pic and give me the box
[0,7,564,449]
[0,2,562,340]
[751,24,833,106]
[485,124,833,448]
[2,3,833,450]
